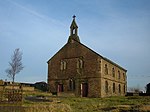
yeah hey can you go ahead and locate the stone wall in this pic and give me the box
[88,78,101,97]
[48,40,100,96]
[100,58,127,97]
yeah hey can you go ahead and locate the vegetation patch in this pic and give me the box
[0,91,150,112]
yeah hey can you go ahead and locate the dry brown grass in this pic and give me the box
[1,91,150,112]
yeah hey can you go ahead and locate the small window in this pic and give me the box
[97,60,101,71]
[99,61,101,71]
[118,70,120,79]
[118,84,121,93]
[77,59,83,69]
[123,85,126,94]
[69,79,75,91]
[113,83,115,93]
[60,60,66,70]
[60,61,63,70]
[123,73,125,80]
[105,81,108,93]
[105,64,108,75]
[112,68,115,77]
[64,61,66,69]
[73,29,75,34]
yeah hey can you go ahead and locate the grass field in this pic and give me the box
[22,91,150,112]
[0,91,150,112]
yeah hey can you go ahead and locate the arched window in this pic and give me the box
[113,83,115,93]
[73,28,75,34]
[118,84,121,93]
[97,60,101,71]
[77,59,83,69]
[60,61,63,70]
[123,73,125,81]
[105,81,108,93]
[118,70,120,79]
[112,68,115,77]
[60,60,66,70]
[105,64,108,75]
[123,85,126,94]
[69,79,75,91]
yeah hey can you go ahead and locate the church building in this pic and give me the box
[47,16,127,97]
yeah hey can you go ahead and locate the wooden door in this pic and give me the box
[57,84,63,92]
[81,83,88,97]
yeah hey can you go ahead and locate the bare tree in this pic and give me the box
[5,48,24,84]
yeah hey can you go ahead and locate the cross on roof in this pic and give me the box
[73,15,76,19]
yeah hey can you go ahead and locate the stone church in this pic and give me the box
[47,17,127,97]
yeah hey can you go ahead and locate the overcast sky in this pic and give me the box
[0,0,150,90]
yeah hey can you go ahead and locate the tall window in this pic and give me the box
[99,61,101,71]
[118,70,120,79]
[97,60,101,71]
[105,81,108,93]
[73,29,75,34]
[105,64,108,75]
[113,83,115,93]
[77,59,83,69]
[60,60,66,70]
[69,79,75,91]
[112,68,115,77]
[118,84,121,93]
[123,85,126,94]
[123,73,125,81]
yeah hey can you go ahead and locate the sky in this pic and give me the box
[0,0,150,91]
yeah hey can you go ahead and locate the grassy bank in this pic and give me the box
[23,91,150,112]
[0,91,150,112]
[59,96,150,112]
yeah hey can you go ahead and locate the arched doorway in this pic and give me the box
[81,83,88,97]
[57,84,63,92]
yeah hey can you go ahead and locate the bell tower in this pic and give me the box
[68,15,80,43]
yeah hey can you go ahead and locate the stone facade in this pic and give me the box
[47,17,127,97]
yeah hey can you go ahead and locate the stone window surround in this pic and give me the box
[60,60,67,70]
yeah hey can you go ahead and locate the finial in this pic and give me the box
[73,15,76,19]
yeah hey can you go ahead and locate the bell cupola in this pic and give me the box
[68,15,80,43]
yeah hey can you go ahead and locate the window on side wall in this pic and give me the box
[118,84,121,93]
[123,73,125,81]
[112,68,115,77]
[113,83,115,93]
[105,81,108,93]
[105,64,108,75]
[97,60,101,71]
[123,85,126,94]
[118,70,121,79]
